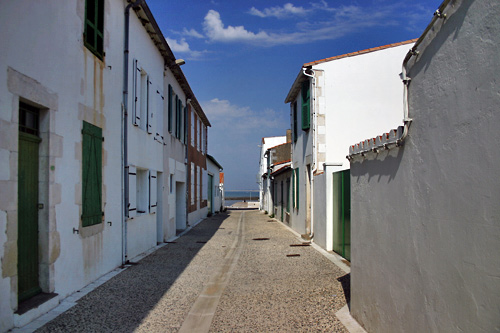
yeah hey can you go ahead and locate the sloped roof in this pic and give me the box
[285,39,417,104]
[304,39,417,67]
[207,154,223,170]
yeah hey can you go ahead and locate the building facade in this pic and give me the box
[349,0,500,331]
[258,135,287,213]
[284,40,415,255]
[0,1,207,331]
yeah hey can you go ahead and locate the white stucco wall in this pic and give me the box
[317,42,413,171]
[0,0,194,330]
[350,1,500,331]
[207,158,222,213]
[0,1,125,330]
[258,136,286,212]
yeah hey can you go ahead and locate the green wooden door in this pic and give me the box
[18,132,42,302]
[332,169,351,261]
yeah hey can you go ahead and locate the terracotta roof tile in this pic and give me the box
[303,38,418,67]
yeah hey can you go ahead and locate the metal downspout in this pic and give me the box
[302,68,315,240]
[122,0,143,265]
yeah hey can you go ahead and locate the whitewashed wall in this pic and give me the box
[350,1,500,331]
[312,42,413,251]
[0,0,125,330]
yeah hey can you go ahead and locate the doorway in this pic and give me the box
[207,174,213,214]
[18,102,42,302]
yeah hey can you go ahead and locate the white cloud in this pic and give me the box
[202,7,397,46]
[249,3,308,18]
[182,28,204,39]
[202,98,288,133]
[203,10,271,43]
[166,37,191,53]
[165,37,208,60]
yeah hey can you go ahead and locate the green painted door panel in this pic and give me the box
[18,132,42,302]
[332,169,351,261]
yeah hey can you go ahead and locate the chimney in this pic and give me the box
[286,129,292,143]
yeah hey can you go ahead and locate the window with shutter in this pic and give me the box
[168,85,173,133]
[84,0,104,59]
[155,87,164,143]
[301,80,310,131]
[132,59,141,127]
[128,165,137,219]
[82,121,102,227]
[175,95,179,138]
[149,170,157,214]
[147,77,153,134]
[136,168,148,215]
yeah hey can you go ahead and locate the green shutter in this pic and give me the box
[168,85,173,133]
[301,80,310,130]
[82,121,102,227]
[84,0,104,58]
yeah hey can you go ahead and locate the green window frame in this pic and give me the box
[84,0,104,59]
[82,121,102,227]
[301,80,310,131]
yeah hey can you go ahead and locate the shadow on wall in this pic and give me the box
[350,145,405,184]
[36,213,229,332]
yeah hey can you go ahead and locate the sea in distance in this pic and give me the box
[225,190,259,206]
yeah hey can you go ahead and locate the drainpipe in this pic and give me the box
[186,98,191,227]
[122,0,143,265]
[301,68,319,240]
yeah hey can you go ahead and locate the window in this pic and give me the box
[19,102,39,136]
[82,121,102,227]
[170,174,174,194]
[136,168,148,215]
[84,0,104,59]
[293,168,299,210]
[292,101,298,142]
[149,170,157,214]
[301,80,310,130]
[132,60,152,132]
[155,86,164,143]
[168,85,173,133]
[191,112,195,147]
[184,106,188,144]
[286,178,290,212]
[191,163,195,205]
[198,119,202,152]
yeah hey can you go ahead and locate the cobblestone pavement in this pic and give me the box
[34,210,350,332]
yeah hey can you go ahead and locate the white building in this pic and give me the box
[349,0,500,331]
[258,136,287,213]
[284,39,415,257]
[0,1,206,331]
[206,155,224,214]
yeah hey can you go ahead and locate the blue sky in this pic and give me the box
[146,0,442,190]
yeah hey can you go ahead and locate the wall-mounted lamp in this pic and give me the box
[175,59,186,66]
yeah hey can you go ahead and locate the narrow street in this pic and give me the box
[33,210,350,332]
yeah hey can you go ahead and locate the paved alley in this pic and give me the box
[33,210,350,332]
